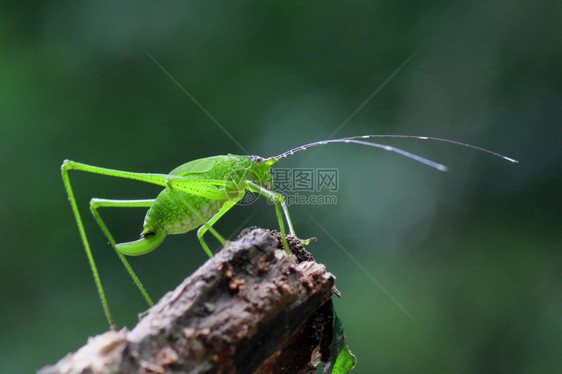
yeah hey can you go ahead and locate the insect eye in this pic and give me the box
[251,155,265,163]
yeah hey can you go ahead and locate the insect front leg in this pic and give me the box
[90,198,155,307]
[243,180,295,254]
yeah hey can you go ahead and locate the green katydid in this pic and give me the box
[61,134,517,328]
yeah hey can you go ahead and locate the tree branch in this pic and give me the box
[40,228,338,374]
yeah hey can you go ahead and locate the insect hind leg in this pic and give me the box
[90,198,155,307]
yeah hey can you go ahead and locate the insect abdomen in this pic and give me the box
[143,189,225,235]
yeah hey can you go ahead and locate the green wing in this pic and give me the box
[166,177,238,200]
[167,155,248,200]
[169,156,227,176]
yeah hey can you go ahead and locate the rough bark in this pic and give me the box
[40,228,338,374]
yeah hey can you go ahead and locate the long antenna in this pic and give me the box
[264,135,518,171]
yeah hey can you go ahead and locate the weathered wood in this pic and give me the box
[40,228,337,374]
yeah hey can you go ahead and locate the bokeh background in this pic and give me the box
[1,2,560,373]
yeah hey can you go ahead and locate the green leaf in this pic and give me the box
[323,312,356,374]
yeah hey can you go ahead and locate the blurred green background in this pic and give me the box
[1,2,560,373]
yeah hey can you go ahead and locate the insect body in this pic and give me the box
[61,135,517,327]
[114,155,276,257]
